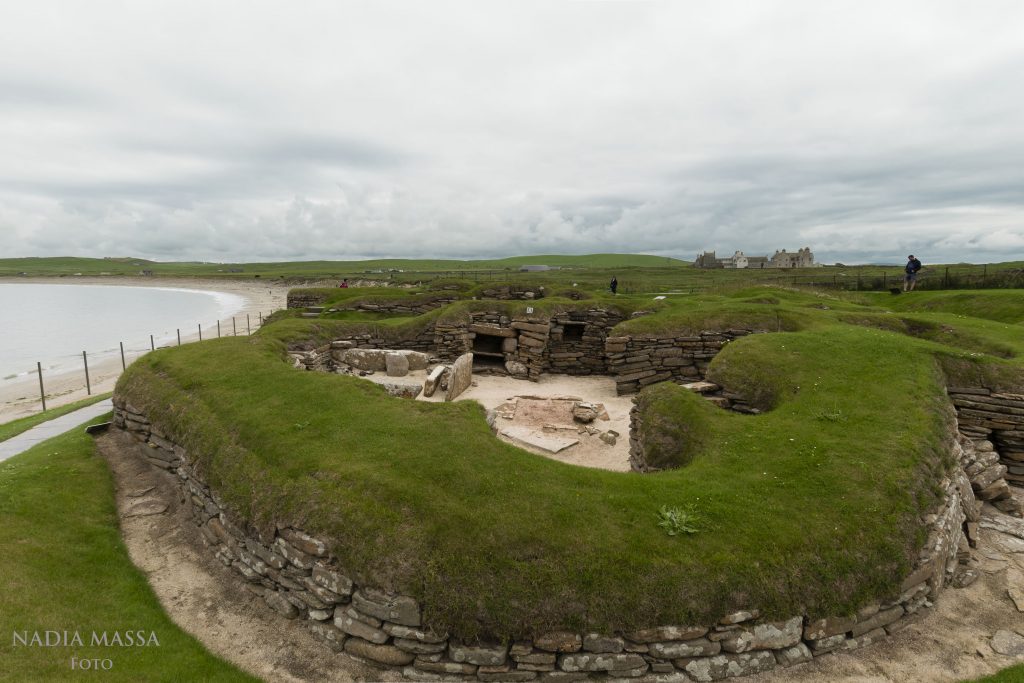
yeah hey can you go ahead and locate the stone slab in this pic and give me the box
[500,426,579,454]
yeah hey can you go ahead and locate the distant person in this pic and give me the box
[610,276,618,295]
[903,255,922,292]
[339,278,349,289]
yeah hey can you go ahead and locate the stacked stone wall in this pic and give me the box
[111,396,989,682]
[607,330,761,395]
[949,387,1024,515]
[546,310,624,376]
[288,291,332,309]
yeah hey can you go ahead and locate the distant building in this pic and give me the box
[519,265,554,272]
[769,247,817,268]
[693,247,818,269]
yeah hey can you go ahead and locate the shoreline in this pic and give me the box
[0,277,289,424]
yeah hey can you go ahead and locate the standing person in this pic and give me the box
[340,278,349,289]
[610,276,618,295]
[903,255,922,292]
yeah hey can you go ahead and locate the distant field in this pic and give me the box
[0,255,1020,295]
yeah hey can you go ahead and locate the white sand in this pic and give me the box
[0,277,289,424]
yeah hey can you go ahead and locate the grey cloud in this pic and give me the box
[0,1,1023,264]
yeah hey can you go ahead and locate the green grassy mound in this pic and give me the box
[112,286,1024,641]
[0,418,253,681]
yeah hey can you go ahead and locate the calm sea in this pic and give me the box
[0,284,245,381]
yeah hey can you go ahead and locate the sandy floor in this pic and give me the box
[0,277,288,423]
[96,425,1024,683]
[362,370,634,471]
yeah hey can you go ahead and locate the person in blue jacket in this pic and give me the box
[903,255,922,292]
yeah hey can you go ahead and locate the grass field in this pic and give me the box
[2,255,1021,296]
[113,285,1024,642]
[0,393,112,443]
[0,417,254,682]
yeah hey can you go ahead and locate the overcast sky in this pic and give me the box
[2,1,1023,265]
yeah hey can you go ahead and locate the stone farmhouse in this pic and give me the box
[693,247,819,269]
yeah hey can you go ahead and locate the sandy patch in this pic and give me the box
[96,429,393,683]
[0,277,288,423]
[356,369,634,471]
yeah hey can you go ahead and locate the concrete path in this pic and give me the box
[0,399,113,463]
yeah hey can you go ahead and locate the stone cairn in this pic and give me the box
[110,393,1001,682]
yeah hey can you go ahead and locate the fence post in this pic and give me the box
[259,312,263,325]
[177,329,181,346]
[983,264,988,287]
[217,320,221,338]
[232,317,237,336]
[944,267,949,289]
[120,342,126,370]
[883,272,887,289]
[856,273,861,291]
[199,323,202,341]
[150,334,155,351]
[83,351,91,396]
[37,362,46,411]
[247,314,251,335]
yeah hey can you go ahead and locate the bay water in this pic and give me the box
[0,284,245,382]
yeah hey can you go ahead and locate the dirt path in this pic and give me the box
[97,429,396,683]
[98,428,1024,682]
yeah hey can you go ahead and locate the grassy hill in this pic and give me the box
[0,254,689,278]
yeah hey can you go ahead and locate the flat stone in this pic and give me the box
[626,626,709,643]
[342,348,388,371]
[479,672,537,682]
[383,623,448,643]
[679,651,775,681]
[275,537,315,570]
[445,353,473,401]
[334,611,389,644]
[394,637,447,654]
[264,591,299,619]
[278,528,327,557]
[423,365,446,397]
[721,617,802,653]
[386,352,410,377]
[803,615,856,640]
[352,587,421,627]
[413,658,477,675]
[344,637,415,666]
[1009,588,1024,612]
[719,611,758,625]
[582,633,624,653]
[449,643,508,666]
[535,632,583,653]
[379,381,423,399]
[991,630,1024,656]
[311,563,353,597]
[649,638,720,658]
[557,653,646,672]
[774,643,812,666]
[500,426,578,454]
[308,621,346,652]
[571,402,600,423]
[850,606,904,638]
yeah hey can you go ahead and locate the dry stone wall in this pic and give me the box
[606,330,761,395]
[110,394,994,682]
[948,387,1024,515]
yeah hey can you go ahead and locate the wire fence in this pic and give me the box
[24,309,280,414]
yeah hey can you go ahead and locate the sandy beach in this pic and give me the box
[0,277,289,424]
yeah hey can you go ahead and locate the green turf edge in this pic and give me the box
[969,664,1024,683]
[0,416,256,682]
[0,392,113,443]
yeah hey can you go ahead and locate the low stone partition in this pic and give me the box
[606,330,762,395]
[110,395,999,682]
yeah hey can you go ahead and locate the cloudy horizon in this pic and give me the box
[2,1,1023,266]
